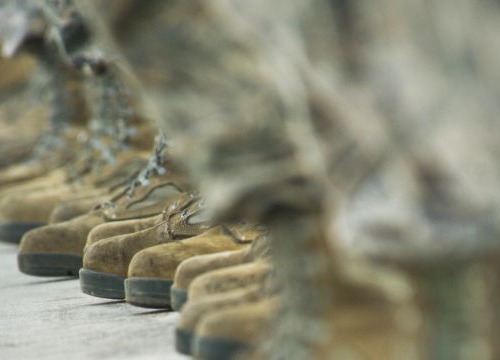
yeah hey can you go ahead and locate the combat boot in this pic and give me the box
[0,56,47,169]
[0,66,89,189]
[0,146,151,239]
[192,297,281,360]
[45,150,153,224]
[186,261,273,305]
[124,224,262,308]
[0,159,120,244]
[0,184,87,243]
[17,168,187,276]
[175,272,275,356]
[85,214,163,248]
[2,147,178,244]
[80,193,211,299]
[171,233,271,310]
[0,126,82,190]
[48,193,109,224]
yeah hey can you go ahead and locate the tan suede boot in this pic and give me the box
[85,214,163,249]
[0,68,50,170]
[17,171,187,276]
[6,151,145,246]
[187,261,273,304]
[0,177,113,244]
[0,153,67,192]
[46,149,158,225]
[48,193,108,224]
[0,149,150,243]
[79,193,211,299]
[0,167,69,199]
[0,184,86,244]
[0,98,43,168]
[170,233,270,310]
[0,133,39,169]
[175,275,275,356]
[0,122,87,189]
[124,224,263,308]
[192,297,281,360]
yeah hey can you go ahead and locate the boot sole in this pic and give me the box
[79,268,125,299]
[175,328,194,355]
[0,222,44,244]
[194,336,249,360]
[125,277,173,308]
[170,286,188,311]
[17,253,82,276]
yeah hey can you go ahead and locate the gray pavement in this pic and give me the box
[0,242,189,360]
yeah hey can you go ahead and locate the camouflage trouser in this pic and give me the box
[76,1,500,358]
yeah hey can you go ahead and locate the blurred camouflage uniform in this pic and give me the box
[80,0,500,359]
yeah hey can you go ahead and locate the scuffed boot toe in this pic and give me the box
[18,226,82,276]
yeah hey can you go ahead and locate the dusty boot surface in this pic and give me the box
[48,193,108,224]
[171,238,271,311]
[0,183,89,244]
[0,163,127,244]
[192,297,280,360]
[85,214,164,249]
[17,211,103,276]
[171,249,249,311]
[0,155,163,244]
[46,152,180,226]
[187,261,273,304]
[175,280,274,356]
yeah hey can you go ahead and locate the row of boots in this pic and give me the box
[0,2,280,359]
[4,0,500,360]
[0,65,278,360]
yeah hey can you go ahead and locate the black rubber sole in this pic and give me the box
[170,286,188,311]
[79,268,125,299]
[125,277,173,308]
[17,253,82,277]
[193,336,249,360]
[175,328,194,355]
[0,222,44,244]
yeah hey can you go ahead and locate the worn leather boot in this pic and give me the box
[17,169,187,276]
[48,193,109,224]
[192,297,281,360]
[0,184,86,244]
[45,150,155,224]
[170,233,270,310]
[124,224,263,308]
[0,54,51,161]
[186,261,273,304]
[0,150,148,244]
[80,193,210,299]
[0,99,45,169]
[175,272,275,356]
[0,127,82,191]
[85,214,163,249]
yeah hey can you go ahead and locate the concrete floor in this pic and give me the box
[0,242,189,360]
